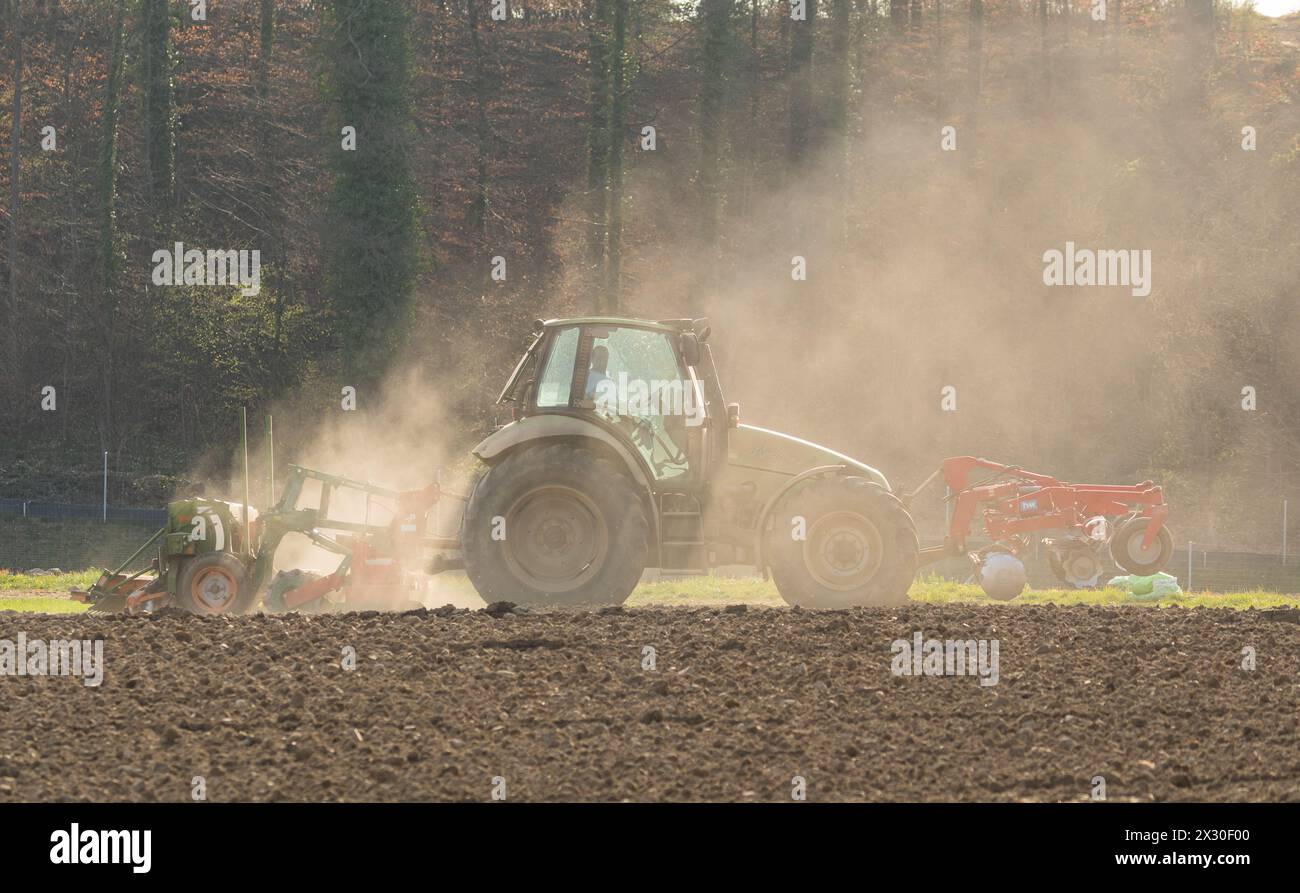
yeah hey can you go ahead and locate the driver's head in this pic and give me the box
[590,345,609,374]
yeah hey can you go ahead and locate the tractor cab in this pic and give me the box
[495,317,731,490]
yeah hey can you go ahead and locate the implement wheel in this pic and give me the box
[177,552,258,615]
[1109,517,1174,576]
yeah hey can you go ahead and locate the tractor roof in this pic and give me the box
[540,317,695,334]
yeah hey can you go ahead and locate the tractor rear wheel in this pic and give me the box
[767,476,918,608]
[176,552,258,615]
[1109,517,1174,576]
[462,443,650,606]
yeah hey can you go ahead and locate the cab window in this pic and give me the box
[536,326,580,408]
[586,327,694,482]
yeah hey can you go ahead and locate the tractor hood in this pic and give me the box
[727,424,892,491]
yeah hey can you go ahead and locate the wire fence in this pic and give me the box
[0,445,200,519]
[0,497,166,524]
[1,518,162,574]
[0,499,165,573]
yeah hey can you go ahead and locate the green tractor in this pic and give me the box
[461,317,918,608]
[76,316,919,615]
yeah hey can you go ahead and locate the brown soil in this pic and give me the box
[1,603,1298,801]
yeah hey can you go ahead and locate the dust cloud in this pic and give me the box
[190,15,1297,561]
[606,17,1298,546]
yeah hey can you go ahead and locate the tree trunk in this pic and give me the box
[850,0,874,240]
[697,0,730,314]
[467,0,491,256]
[789,0,817,165]
[256,0,285,364]
[323,0,420,385]
[854,0,870,94]
[1114,0,1121,50]
[830,0,851,136]
[936,0,945,118]
[96,0,128,449]
[257,0,274,103]
[829,0,851,243]
[604,0,629,312]
[780,1,790,59]
[585,0,611,311]
[1185,0,1213,52]
[1039,0,1048,96]
[58,8,79,444]
[6,0,22,397]
[968,0,983,135]
[749,0,760,124]
[140,0,176,221]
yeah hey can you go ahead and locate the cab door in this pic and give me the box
[534,324,706,489]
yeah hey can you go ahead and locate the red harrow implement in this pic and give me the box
[906,457,1173,599]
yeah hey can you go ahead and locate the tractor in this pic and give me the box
[459,316,918,608]
[75,316,919,613]
[74,316,1173,614]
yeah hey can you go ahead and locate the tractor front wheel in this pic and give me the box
[767,476,918,608]
[176,552,258,615]
[462,444,650,606]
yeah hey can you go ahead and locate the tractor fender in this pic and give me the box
[473,415,654,490]
[752,465,851,579]
[472,414,660,545]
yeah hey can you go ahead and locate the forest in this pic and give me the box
[1,0,1297,549]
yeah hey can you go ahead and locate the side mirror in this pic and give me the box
[679,332,701,367]
[727,403,740,428]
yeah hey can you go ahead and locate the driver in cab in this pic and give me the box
[586,345,614,404]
